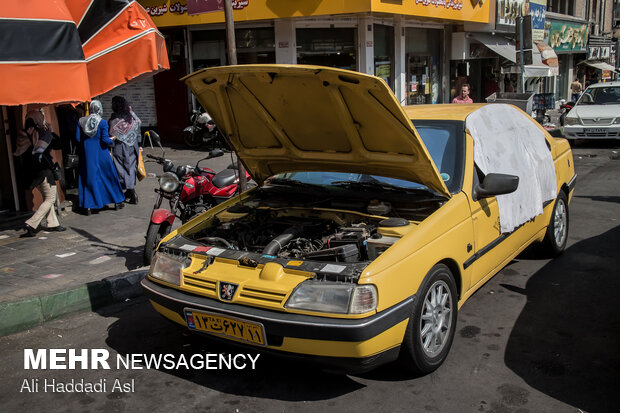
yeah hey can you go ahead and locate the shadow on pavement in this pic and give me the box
[71,227,143,271]
[504,225,620,413]
[574,195,620,204]
[101,297,366,402]
[569,139,620,150]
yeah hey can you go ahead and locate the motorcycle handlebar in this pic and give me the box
[146,154,166,163]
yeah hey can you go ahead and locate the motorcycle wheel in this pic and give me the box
[183,129,202,149]
[143,222,172,266]
[560,112,567,126]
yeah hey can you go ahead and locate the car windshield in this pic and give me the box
[576,86,620,105]
[267,120,464,194]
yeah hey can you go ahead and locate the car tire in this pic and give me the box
[399,264,458,375]
[144,222,171,266]
[540,191,569,256]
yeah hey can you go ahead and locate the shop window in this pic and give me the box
[547,0,575,15]
[405,28,441,104]
[296,28,357,71]
[192,28,275,70]
[374,24,394,89]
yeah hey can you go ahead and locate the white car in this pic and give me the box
[563,81,620,139]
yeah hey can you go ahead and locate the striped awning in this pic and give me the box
[0,0,169,105]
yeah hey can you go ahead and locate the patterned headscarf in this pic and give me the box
[78,100,103,137]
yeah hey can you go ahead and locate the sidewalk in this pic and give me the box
[0,144,235,336]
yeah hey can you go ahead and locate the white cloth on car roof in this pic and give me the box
[465,104,557,233]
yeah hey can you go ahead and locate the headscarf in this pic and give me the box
[109,96,141,146]
[78,100,104,137]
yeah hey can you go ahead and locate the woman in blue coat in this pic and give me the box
[76,100,125,214]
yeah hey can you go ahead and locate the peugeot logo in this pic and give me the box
[219,282,238,301]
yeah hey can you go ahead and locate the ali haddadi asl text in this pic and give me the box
[21,378,133,393]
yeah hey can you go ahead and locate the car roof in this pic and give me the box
[405,103,488,121]
[586,81,620,88]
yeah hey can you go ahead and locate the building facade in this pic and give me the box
[136,0,492,140]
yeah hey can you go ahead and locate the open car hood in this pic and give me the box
[183,65,450,198]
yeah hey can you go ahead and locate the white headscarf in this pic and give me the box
[78,100,104,137]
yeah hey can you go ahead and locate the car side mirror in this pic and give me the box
[473,173,519,201]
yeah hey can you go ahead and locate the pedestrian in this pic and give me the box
[18,110,66,236]
[504,76,514,93]
[109,96,142,205]
[76,100,125,215]
[452,83,473,104]
[570,77,583,102]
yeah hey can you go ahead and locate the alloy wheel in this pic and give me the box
[419,280,453,357]
[554,198,567,247]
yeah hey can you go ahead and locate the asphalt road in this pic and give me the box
[0,142,618,413]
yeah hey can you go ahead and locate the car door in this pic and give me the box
[465,165,508,288]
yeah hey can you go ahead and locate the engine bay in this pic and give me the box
[186,204,415,263]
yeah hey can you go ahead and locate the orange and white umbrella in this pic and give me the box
[0,0,169,106]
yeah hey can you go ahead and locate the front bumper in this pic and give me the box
[564,124,620,139]
[142,277,413,373]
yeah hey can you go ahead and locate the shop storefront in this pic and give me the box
[449,0,558,102]
[138,0,491,124]
[583,36,618,85]
[546,18,588,100]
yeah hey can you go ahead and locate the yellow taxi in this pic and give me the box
[141,65,576,374]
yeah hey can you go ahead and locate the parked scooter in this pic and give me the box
[183,109,229,151]
[143,131,250,265]
[559,100,575,126]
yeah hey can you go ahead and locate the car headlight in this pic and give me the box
[564,117,581,126]
[614,118,620,124]
[285,281,377,314]
[149,252,190,285]
[159,172,180,193]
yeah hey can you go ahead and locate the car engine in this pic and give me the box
[187,205,406,263]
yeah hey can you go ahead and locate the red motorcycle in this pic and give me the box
[143,131,250,265]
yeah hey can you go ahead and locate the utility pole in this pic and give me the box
[223,0,247,192]
[519,16,525,93]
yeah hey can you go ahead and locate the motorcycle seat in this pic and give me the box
[212,169,238,188]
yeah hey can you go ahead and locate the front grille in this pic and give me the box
[581,118,613,125]
[575,131,620,137]
[183,275,217,293]
[239,286,288,305]
[182,275,289,308]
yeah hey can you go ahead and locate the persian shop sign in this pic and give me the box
[145,1,187,16]
[548,21,588,52]
[497,0,528,26]
[529,0,546,42]
[144,0,249,17]
[187,0,249,15]
[406,0,488,23]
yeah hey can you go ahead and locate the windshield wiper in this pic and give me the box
[330,180,438,197]
[266,177,329,192]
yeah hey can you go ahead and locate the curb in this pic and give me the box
[0,269,148,337]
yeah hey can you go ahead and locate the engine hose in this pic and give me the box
[262,226,303,256]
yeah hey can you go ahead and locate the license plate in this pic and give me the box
[184,309,266,346]
[583,128,607,134]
